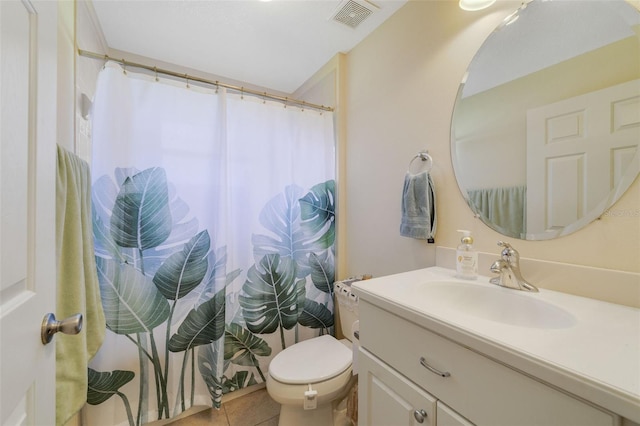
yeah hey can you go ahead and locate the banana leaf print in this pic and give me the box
[110,167,172,251]
[153,230,210,300]
[221,371,258,393]
[224,323,271,381]
[96,257,170,334]
[309,250,335,297]
[168,287,226,352]
[87,368,135,426]
[173,246,241,324]
[299,180,335,248]
[298,298,334,333]
[240,254,306,349]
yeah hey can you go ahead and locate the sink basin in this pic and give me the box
[421,282,576,329]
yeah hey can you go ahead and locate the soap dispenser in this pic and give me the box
[456,230,478,280]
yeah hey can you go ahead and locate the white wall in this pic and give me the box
[343,0,640,285]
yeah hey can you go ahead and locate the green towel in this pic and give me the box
[467,185,527,239]
[56,145,105,426]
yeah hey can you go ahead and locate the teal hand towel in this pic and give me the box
[56,145,105,426]
[400,171,437,240]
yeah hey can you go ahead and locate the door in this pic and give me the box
[437,402,475,426]
[526,79,640,237]
[1,1,58,424]
[358,348,436,426]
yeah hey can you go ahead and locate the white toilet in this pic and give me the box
[266,279,361,426]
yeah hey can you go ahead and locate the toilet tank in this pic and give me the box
[334,275,371,342]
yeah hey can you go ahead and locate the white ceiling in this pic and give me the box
[91,0,407,94]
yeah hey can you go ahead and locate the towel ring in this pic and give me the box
[408,151,433,173]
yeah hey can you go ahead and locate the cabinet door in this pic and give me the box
[359,347,436,426]
[437,402,474,426]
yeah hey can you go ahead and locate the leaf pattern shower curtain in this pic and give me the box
[86,62,336,425]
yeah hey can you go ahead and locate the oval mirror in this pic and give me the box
[451,0,640,240]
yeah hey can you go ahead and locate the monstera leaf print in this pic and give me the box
[252,185,325,277]
[299,180,335,248]
[153,230,210,300]
[140,185,200,278]
[96,257,170,334]
[110,167,172,251]
[93,208,126,263]
[240,254,306,349]
[198,342,230,408]
[168,287,226,352]
[297,298,334,332]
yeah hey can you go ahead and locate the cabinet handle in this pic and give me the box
[414,409,427,423]
[419,356,451,378]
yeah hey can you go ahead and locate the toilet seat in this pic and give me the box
[269,335,352,384]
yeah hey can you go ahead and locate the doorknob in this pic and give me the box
[41,313,83,344]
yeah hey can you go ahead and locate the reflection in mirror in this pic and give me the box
[451,0,640,240]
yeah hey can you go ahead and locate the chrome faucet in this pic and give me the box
[489,241,538,292]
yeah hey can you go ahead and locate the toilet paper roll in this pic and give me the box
[351,320,360,375]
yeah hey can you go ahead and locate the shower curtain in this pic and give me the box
[86,62,336,426]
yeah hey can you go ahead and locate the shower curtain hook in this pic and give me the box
[122,59,127,75]
[185,74,190,89]
[301,101,305,112]
[102,54,108,70]
[284,97,288,109]
[154,66,159,82]
[241,87,244,100]
[215,81,219,94]
[262,92,267,104]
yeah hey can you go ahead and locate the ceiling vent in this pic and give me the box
[330,0,379,29]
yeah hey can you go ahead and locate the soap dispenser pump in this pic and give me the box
[456,230,478,280]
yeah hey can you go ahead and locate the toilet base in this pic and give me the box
[270,373,356,426]
[277,392,353,426]
[279,403,333,426]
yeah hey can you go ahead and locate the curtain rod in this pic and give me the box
[78,49,334,113]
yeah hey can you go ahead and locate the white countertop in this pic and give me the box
[351,267,640,422]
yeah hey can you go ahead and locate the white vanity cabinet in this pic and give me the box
[357,300,619,426]
[359,346,474,426]
[359,347,437,425]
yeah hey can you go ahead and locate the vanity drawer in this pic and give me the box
[359,301,618,426]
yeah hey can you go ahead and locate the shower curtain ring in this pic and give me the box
[122,59,127,75]
[154,66,159,82]
[262,92,267,104]
[301,101,305,112]
[185,74,190,89]
[241,87,244,100]
[215,81,219,94]
[284,97,288,109]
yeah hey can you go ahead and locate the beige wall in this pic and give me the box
[343,0,640,283]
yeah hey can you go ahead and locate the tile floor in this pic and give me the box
[167,388,280,426]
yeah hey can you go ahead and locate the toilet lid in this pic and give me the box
[269,335,352,384]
